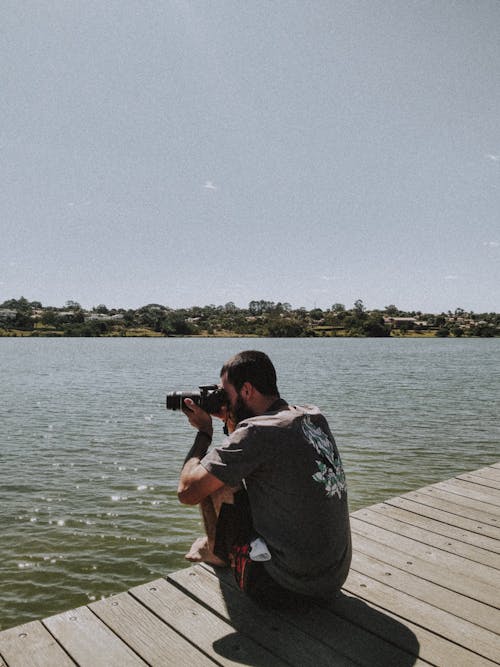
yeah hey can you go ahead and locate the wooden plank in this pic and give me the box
[383,497,500,549]
[342,570,497,667]
[174,564,430,667]
[130,577,289,667]
[350,550,500,633]
[43,606,147,667]
[468,466,500,483]
[0,621,75,667]
[456,477,500,497]
[343,569,500,664]
[170,566,363,666]
[350,517,500,602]
[89,591,217,666]
[458,472,500,490]
[389,494,500,541]
[353,506,500,570]
[449,477,500,500]
[412,486,500,526]
[351,512,500,586]
[432,479,500,508]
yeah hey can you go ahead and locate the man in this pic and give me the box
[178,350,351,607]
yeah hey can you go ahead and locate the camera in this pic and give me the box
[166,384,228,415]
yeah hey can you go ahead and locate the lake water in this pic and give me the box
[1,337,499,629]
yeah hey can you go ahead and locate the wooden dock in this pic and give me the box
[1,463,499,666]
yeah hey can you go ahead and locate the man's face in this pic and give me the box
[221,372,255,424]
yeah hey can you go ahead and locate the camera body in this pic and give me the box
[166,384,228,415]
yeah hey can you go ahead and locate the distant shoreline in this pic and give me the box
[1,298,498,338]
[0,329,495,339]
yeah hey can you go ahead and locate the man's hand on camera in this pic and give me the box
[215,404,237,434]
[182,398,213,437]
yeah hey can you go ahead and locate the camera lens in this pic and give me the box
[166,391,200,410]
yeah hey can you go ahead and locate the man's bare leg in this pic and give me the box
[185,486,236,566]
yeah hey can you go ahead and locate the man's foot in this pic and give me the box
[185,536,227,567]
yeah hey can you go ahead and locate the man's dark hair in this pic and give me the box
[221,350,279,397]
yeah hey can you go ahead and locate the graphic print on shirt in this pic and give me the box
[301,415,347,499]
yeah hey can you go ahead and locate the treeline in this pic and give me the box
[1,297,499,337]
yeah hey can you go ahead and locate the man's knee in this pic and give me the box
[210,484,239,513]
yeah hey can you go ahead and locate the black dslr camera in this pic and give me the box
[166,384,228,415]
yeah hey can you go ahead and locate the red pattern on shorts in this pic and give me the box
[231,543,252,591]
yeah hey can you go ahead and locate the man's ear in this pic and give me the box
[241,381,253,399]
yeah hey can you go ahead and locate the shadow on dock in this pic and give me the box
[170,564,420,666]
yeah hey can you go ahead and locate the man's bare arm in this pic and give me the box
[178,432,224,504]
[177,399,225,505]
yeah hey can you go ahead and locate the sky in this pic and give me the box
[1,1,499,313]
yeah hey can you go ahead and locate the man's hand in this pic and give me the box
[216,404,237,434]
[182,398,213,437]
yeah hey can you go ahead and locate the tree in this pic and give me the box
[309,308,324,321]
[451,326,464,337]
[248,300,277,315]
[348,299,367,331]
[13,311,34,330]
[384,305,399,316]
[361,315,391,337]
[63,320,108,337]
[41,310,58,327]
[436,327,450,337]
[265,317,307,337]
[123,310,136,326]
[161,314,196,335]
[1,297,32,314]
[353,299,365,315]
[474,323,495,337]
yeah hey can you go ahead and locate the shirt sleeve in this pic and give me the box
[200,423,263,487]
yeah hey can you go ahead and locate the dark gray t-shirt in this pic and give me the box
[201,400,351,598]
